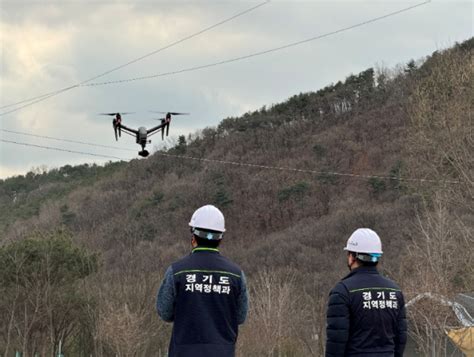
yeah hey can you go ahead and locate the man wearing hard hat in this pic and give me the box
[325,228,407,357]
[156,205,249,357]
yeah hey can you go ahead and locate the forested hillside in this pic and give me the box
[0,39,472,356]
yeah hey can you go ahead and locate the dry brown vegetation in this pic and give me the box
[401,40,474,356]
[0,39,472,356]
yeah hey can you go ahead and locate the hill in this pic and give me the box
[0,39,472,356]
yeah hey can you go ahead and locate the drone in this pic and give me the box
[100,111,189,157]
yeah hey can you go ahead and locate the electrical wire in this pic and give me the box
[0,1,430,115]
[2,136,459,184]
[154,151,460,184]
[81,0,431,87]
[0,1,269,115]
[1,139,126,160]
[1,128,136,152]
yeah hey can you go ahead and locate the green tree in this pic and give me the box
[404,59,417,75]
[211,173,233,207]
[368,177,386,195]
[278,182,309,202]
[0,230,98,356]
[176,135,187,154]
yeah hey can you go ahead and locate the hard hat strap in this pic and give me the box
[191,227,223,241]
[356,253,382,263]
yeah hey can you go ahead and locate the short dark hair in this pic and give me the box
[194,235,221,248]
[348,252,379,267]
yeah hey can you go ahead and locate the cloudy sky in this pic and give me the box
[0,0,472,179]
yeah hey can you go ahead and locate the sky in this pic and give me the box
[0,0,472,179]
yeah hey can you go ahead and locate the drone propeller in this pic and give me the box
[152,117,167,121]
[99,112,135,116]
[149,111,189,116]
[169,112,189,115]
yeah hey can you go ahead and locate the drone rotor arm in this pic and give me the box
[121,130,136,138]
[147,122,166,135]
[119,124,138,135]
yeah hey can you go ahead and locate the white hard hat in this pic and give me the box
[344,228,383,255]
[189,205,226,233]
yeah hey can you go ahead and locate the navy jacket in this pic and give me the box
[326,266,407,357]
[157,247,248,357]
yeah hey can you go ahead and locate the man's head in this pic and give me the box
[344,228,383,270]
[189,205,225,248]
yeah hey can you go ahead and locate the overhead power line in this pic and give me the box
[2,134,459,185]
[1,90,74,111]
[81,0,431,87]
[0,1,430,116]
[1,139,126,160]
[155,151,459,185]
[0,1,269,115]
[1,128,136,152]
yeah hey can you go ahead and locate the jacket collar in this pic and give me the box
[343,265,379,280]
[192,247,220,254]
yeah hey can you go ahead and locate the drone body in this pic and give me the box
[136,127,149,157]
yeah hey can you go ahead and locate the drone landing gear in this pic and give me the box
[139,150,150,157]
